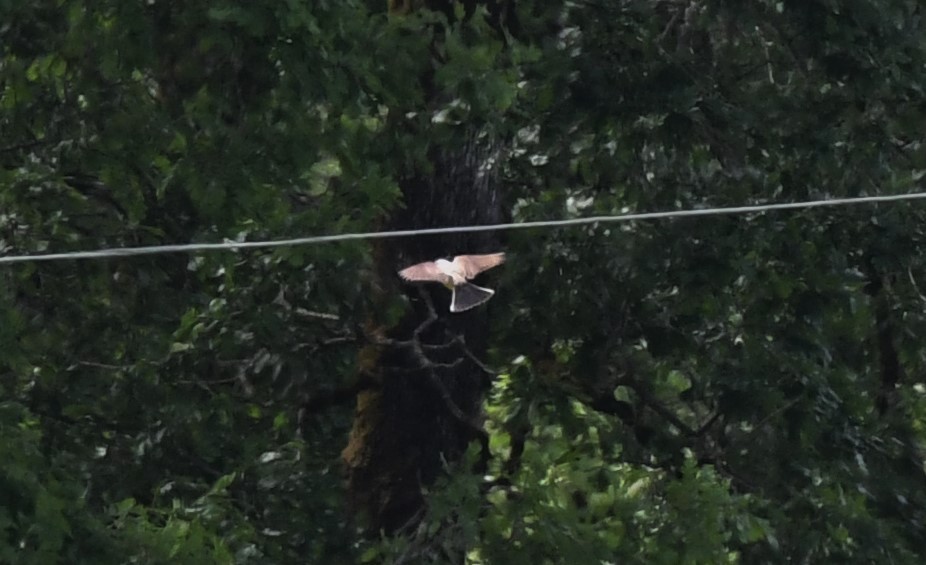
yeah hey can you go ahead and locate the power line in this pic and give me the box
[2,192,925,265]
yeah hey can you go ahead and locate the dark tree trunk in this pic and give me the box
[342,127,505,533]
[341,0,517,536]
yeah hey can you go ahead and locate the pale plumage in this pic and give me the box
[398,252,505,312]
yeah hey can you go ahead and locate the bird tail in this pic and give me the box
[450,282,495,313]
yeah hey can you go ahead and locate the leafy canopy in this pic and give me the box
[2,0,926,563]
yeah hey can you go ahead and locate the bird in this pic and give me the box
[398,252,506,313]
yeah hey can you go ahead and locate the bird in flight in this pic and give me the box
[398,252,506,313]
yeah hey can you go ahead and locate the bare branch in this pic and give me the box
[294,308,340,321]
[302,374,379,414]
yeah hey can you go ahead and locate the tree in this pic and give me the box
[341,0,513,535]
[2,0,926,563]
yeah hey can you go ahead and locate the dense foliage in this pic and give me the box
[3,0,926,563]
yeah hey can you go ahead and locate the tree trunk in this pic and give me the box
[342,127,505,533]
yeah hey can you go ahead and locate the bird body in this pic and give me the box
[434,259,466,287]
[398,253,505,312]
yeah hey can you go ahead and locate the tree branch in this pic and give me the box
[302,373,379,413]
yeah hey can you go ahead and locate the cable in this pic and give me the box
[2,192,925,265]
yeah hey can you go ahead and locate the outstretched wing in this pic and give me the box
[452,252,506,279]
[398,261,448,283]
